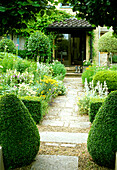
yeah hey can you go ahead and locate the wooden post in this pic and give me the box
[0,146,5,170]
[107,53,110,67]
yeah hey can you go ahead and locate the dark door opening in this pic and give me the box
[71,33,86,66]
[55,32,86,66]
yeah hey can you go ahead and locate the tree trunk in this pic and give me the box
[107,53,110,67]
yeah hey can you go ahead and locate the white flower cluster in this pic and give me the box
[84,78,108,98]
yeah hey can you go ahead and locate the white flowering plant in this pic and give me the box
[77,78,108,115]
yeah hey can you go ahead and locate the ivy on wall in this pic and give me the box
[88,30,96,61]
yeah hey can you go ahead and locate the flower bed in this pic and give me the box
[0,52,66,122]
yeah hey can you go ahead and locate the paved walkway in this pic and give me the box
[31,77,90,170]
[41,77,89,129]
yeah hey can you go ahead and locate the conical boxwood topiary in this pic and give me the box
[0,94,40,169]
[87,91,117,168]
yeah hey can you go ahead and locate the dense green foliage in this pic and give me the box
[82,65,117,85]
[62,0,117,35]
[0,94,40,169]
[21,96,42,124]
[111,55,117,63]
[0,52,36,73]
[0,0,56,35]
[27,31,51,61]
[98,31,117,53]
[87,91,117,168]
[93,70,117,92]
[89,98,104,123]
[82,66,96,84]
[0,38,15,53]
[50,60,66,80]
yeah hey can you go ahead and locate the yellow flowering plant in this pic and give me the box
[35,75,58,101]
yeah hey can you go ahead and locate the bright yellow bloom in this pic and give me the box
[86,67,89,70]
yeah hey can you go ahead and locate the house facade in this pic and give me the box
[47,2,113,67]
[47,18,95,67]
[0,2,113,67]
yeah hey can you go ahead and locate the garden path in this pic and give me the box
[31,77,91,170]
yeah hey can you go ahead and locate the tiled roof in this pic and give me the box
[47,18,94,29]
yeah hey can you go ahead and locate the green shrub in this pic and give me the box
[98,31,117,53]
[0,94,40,169]
[14,58,32,73]
[110,64,117,71]
[21,96,42,124]
[27,31,51,61]
[0,52,36,73]
[87,91,117,168]
[112,55,117,63]
[0,52,19,72]
[18,49,34,60]
[0,38,15,53]
[89,98,104,123]
[93,70,117,92]
[51,60,66,80]
[82,66,97,84]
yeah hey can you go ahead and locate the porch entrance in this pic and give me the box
[55,33,86,67]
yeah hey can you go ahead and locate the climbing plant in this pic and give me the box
[15,9,72,37]
[88,31,96,61]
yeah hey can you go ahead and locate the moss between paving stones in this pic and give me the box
[87,91,117,168]
[0,94,40,169]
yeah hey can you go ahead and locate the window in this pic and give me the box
[60,3,71,8]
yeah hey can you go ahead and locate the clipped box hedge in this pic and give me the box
[20,96,42,124]
[89,98,105,123]
[93,70,117,92]
[87,91,117,168]
[0,94,40,169]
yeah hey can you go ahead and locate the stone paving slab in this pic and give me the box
[40,132,88,144]
[42,118,90,128]
[42,120,64,127]
[31,155,78,170]
[69,122,90,128]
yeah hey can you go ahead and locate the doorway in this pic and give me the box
[55,33,86,66]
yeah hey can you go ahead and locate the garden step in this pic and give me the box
[31,155,78,170]
[65,72,82,77]
[41,120,90,128]
[39,132,88,144]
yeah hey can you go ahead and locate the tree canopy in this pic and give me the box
[0,0,56,36]
[98,31,117,53]
[14,9,72,37]
[61,0,117,35]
